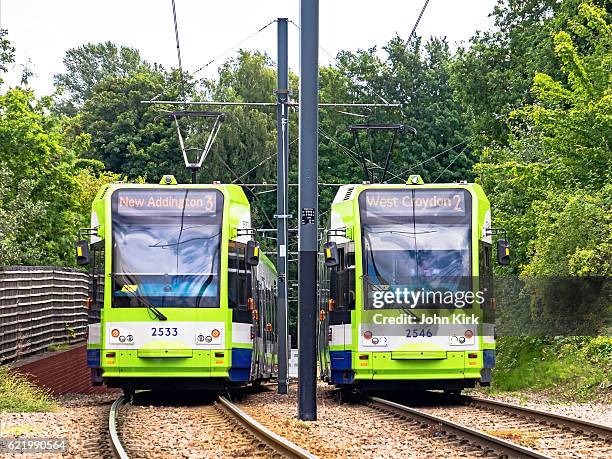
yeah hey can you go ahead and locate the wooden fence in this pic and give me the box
[0,266,88,363]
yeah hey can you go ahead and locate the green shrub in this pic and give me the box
[492,336,612,400]
[0,366,57,412]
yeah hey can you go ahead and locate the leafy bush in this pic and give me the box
[493,336,612,400]
[0,366,57,412]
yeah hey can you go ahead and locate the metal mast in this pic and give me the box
[275,17,290,395]
[298,0,318,421]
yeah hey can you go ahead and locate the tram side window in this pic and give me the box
[479,241,494,310]
[228,241,253,309]
[329,243,356,310]
[479,241,493,278]
[91,241,105,311]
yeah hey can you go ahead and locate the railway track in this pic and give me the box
[217,396,318,458]
[103,390,611,458]
[361,394,612,459]
[108,396,129,459]
[461,395,612,440]
[107,393,318,459]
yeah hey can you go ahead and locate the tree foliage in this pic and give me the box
[476,1,611,277]
[74,67,191,182]
[452,0,611,145]
[0,89,80,264]
[0,166,49,265]
[0,29,15,79]
[54,41,149,114]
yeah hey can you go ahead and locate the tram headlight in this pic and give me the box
[464,329,474,339]
[363,331,373,340]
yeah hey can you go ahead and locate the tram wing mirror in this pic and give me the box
[323,242,339,268]
[75,240,90,266]
[497,240,510,266]
[246,240,260,266]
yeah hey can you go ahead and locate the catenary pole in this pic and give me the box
[276,17,290,395]
[298,0,318,421]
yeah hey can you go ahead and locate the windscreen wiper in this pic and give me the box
[135,295,168,321]
[112,272,168,321]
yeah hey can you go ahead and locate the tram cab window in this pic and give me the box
[228,240,253,309]
[329,242,356,310]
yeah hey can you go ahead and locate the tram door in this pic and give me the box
[228,241,258,378]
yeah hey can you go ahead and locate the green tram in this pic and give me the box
[76,176,278,392]
[318,176,508,392]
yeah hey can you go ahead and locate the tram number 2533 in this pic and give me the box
[151,327,178,337]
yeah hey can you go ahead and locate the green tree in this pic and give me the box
[318,35,474,197]
[451,0,611,144]
[0,29,15,80]
[0,166,49,265]
[75,67,190,182]
[0,89,79,264]
[54,41,149,114]
[476,1,612,276]
[201,51,285,229]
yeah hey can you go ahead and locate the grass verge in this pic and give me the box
[0,365,57,412]
[491,336,612,401]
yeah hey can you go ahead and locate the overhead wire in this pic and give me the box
[170,0,188,105]
[288,20,391,106]
[405,0,431,51]
[213,152,276,230]
[289,3,438,184]
[398,137,472,178]
[319,128,405,182]
[192,19,276,76]
[231,153,276,184]
[231,137,299,184]
[318,129,363,167]
[432,144,468,183]
[146,18,276,103]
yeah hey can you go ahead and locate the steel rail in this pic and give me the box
[109,396,129,459]
[364,395,553,459]
[218,396,319,459]
[464,395,612,440]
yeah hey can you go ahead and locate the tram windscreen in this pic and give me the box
[359,189,472,309]
[111,188,223,308]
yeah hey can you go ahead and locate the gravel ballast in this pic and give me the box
[238,384,483,458]
[467,390,612,427]
[0,393,117,458]
[1,387,610,458]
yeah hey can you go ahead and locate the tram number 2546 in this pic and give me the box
[406,328,433,338]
